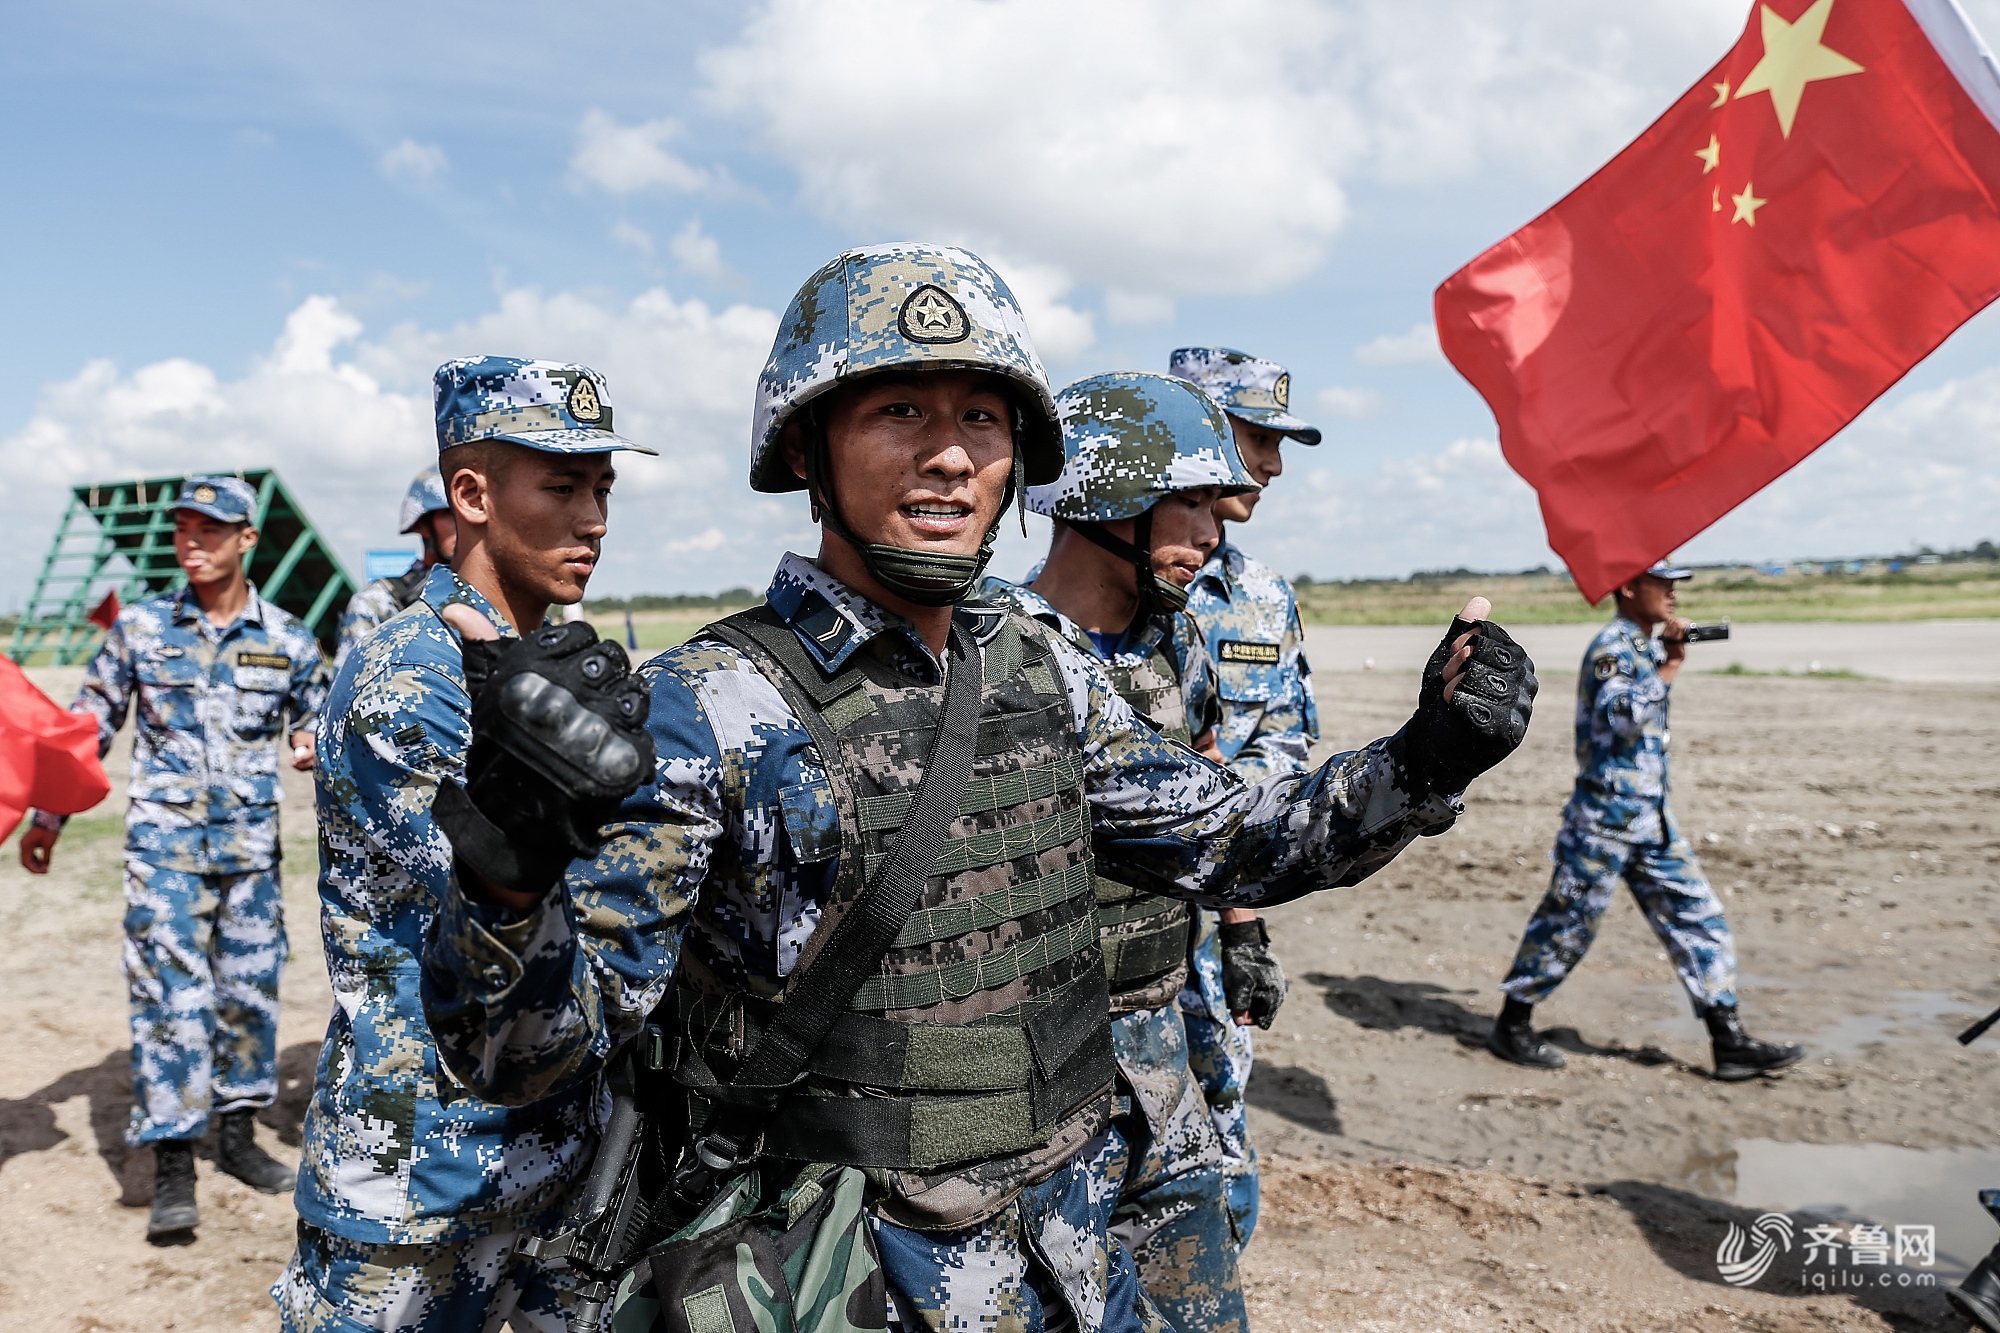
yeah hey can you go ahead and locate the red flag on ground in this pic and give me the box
[0,659,110,843]
[86,589,119,630]
[1436,0,2000,604]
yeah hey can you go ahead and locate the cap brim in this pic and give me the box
[484,428,659,457]
[174,502,252,524]
[1224,406,1322,445]
[1649,567,1693,580]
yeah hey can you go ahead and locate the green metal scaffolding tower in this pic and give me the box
[9,470,357,666]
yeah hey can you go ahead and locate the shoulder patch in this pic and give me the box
[237,652,293,670]
[1217,639,1282,665]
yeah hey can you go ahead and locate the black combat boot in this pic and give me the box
[1950,1247,2000,1333]
[1705,1004,1805,1081]
[1486,998,1566,1069]
[215,1109,296,1193]
[148,1141,198,1240]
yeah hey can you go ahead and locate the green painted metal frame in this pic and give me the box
[8,469,356,665]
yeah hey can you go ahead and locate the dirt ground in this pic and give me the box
[1,655,1995,1330]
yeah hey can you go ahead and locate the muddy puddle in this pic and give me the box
[1683,1139,2000,1277]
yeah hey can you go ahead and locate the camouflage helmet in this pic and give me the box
[749,243,1062,494]
[398,465,449,534]
[1029,372,1258,523]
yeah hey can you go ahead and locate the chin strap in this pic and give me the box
[803,406,1018,608]
[1070,508,1189,615]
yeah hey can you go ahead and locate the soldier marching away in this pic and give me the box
[334,465,458,671]
[273,358,656,1331]
[1169,345,1324,1244]
[1486,561,1807,1081]
[981,368,1263,1331]
[416,243,1539,1331]
[18,476,328,1241]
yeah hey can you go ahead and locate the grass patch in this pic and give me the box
[1706,661,1873,680]
[1293,561,2000,625]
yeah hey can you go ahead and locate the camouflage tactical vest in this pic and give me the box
[676,604,1115,1228]
[1079,627,1197,1015]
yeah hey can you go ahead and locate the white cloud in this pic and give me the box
[1104,291,1175,327]
[698,0,1748,303]
[378,138,448,180]
[981,257,1096,363]
[571,110,710,194]
[1316,385,1388,420]
[2,289,793,602]
[1355,321,1444,367]
[669,219,729,280]
[611,220,655,257]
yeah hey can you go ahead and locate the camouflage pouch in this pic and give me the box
[614,1163,887,1333]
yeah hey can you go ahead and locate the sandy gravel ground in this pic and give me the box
[1,654,1994,1330]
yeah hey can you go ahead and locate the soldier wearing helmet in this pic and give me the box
[1168,346,1325,1248]
[980,370,1262,1329]
[418,244,1538,1331]
[335,466,458,671]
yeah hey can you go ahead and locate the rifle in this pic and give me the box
[1959,1004,2000,1046]
[517,1028,679,1333]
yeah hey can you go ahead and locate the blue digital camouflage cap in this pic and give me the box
[1168,347,1322,445]
[433,356,656,456]
[1028,372,1258,523]
[398,465,449,533]
[1645,559,1693,580]
[174,475,257,524]
[750,243,1061,493]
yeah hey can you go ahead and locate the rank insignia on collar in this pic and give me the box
[567,375,603,423]
[899,284,971,345]
[1273,372,1290,409]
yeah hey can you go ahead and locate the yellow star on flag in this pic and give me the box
[1712,79,1732,108]
[1732,182,1768,225]
[1712,185,1723,212]
[1733,0,1865,137]
[1696,134,1721,173]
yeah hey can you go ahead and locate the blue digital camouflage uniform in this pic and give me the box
[1182,536,1320,1245]
[1186,538,1320,783]
[1500,617,1738,1012]
[420,552,1461,1332]
[1170,348,1325,1254]
[980,577,1246,1332]
[274,563,586,1332]
[32,572,328,1145]
[277,357,652,1332]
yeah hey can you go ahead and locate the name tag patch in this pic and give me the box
[237,652,292,670]
[1217,640,1281,665]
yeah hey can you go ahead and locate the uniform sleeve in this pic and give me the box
[1049,633,1457,909]
[286,634,331,731]
[421,663,725,1107]
[1171,613,1223,739]
[1223,604,1315,784]
[73,619,134,759]
[1593,645,1666,740]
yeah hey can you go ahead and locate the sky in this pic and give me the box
[6,0,2000,607]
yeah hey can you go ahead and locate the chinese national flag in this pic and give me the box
[1436,0,2000,604]
[0,659,109,843]
[86,590,119,630]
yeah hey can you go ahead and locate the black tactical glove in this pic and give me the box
[1218,918,1287,1030]
[1393,615,1537,797]
[433,621,655,898]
